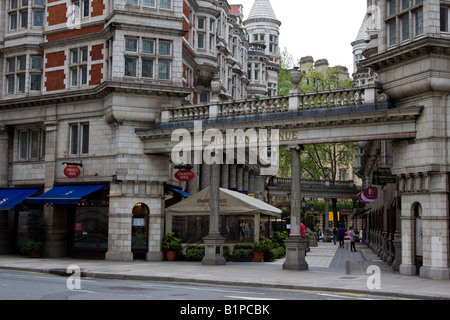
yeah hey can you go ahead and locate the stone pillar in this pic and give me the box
[0,125,10,254]
[147,182,165,261]
[254,174,265,201]
[106,181,133,262]
[243,167,249,193]
[202,164,226,265]
[323,199,331,242]
[249,171,255,195]
[283,145,308,271]
[229,164,237,190]
[0,125,9,187]
[42,121,68,257]
[236,166,243,191]
[187,164,199,195]
[221,165,229,189]
[200,164,210,189]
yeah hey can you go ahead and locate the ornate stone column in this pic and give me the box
[283,145,308,271]
[236,165,243,191]
[202,164,226,265]
[323,199,331,242]
[221,165,229,189]
[229,164,237,190]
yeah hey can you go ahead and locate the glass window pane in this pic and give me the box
[415,9,423,36]
[7,76,15,93]
[21,10,28,28]
[70,124,79,155]
[389,0,396,16]
[402,0,409,11]
[30,130,39,159]
[160,0,172,10]
[10,13,18,30]
[19,131,28,159]
[82,0,90,17]
[389,20,396,46]
[158,60,171,80]
[125,57,137,77]
[126,0,139,5]
[441,7,449,32]
[401,15,409,41]
[81,124,89,154]
[71,50,78,64]
[159,42,171,56]
[31,56,43,70]
[33,10,44,27]
[18,56,26,71]
[142,59,154,78]
[125,38,138,52]
[18,74,25,92]
[142,39,155,54]
[30,74,42,91]
[143,0,155,7]
[81,48,88,62]
[7,59,15,73]
[81,66,88,85]
[71,68,78,86]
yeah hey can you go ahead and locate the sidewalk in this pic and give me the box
[0,242,449,300]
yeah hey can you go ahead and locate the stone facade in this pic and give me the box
[354,0,450,279]
[0,0,279,260]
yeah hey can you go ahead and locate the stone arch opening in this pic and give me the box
[412,202,423,275]
[131,203,149,260]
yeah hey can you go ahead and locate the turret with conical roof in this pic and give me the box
[243,0,281,98]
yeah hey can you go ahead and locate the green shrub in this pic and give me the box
[185,246,205,261]
[233,248,252,259]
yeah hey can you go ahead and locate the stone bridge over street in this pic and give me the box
[136,80,423,154]
[135,75,423,270]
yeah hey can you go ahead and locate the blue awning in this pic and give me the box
[169,187,191,197]
[0,189,39,210]
[27,185,106,205]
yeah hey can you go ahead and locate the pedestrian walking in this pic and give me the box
[332,227,337,245]
[349,226,357,252]
[337,225,346,248]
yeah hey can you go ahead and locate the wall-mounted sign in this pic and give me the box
[174,170,195,182]
[372,168,397,185]
[64,165,81,178]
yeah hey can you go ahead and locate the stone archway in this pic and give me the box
[131,203,149,260]
[412,202,423,275]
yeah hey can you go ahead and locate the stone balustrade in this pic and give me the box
[160,85,382,123]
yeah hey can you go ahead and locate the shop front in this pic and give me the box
[26,184,109,259]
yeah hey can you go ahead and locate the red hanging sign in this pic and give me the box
[64,165,81,178]
[175,170,195,182]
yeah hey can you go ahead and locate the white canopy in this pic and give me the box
[165,187,281,217]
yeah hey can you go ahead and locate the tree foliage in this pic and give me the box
[276,48,355,182]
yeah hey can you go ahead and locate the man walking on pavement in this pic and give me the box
[337,225,346,248]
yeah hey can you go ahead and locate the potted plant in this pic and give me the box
[20,210,46,258]
[253,241,264,262]
[162,232,183,261]
[260,238,275,262]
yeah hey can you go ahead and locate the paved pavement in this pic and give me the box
[0,241,449,300]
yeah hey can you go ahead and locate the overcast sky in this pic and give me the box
[234,0,367,73]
